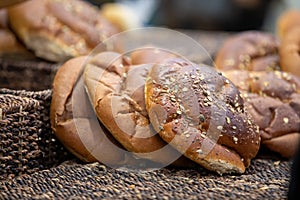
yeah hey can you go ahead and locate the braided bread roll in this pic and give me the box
[214,31,280,71]
[223,70,300,158]
[145,58,260,174]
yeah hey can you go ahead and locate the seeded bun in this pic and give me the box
[214,31,280,71]
[277,10,300,39]
[145,58,260,174]
[50,56,134,165]
[7,0,119,62]
[84,51,194,167]
[222,70,300,158]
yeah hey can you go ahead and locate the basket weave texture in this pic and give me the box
[0,89,73,180]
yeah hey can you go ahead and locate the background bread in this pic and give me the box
[145,58,260,174]
[0,9,29,55]
[7,0,119,62]
[214,31,280,71]
[222,70,300,158]
[277,10,300,39]
[84,51,196,167]
[50,56,135,165]
[279,27,300,77]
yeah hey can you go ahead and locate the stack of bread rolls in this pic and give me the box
[214,10,300,158]
[51,47,261,174]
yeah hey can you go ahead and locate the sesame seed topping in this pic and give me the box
[283,117,289,124]
[232,126,237,130]
[233,136,238,143]
[217,126,223,131]
[196,149,203,154]
[182,87,188,92]
[226,117,231,124]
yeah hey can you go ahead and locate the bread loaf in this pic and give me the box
[222,70,300,158]
[50,56,135,165]
[8,0,119,62]
[145,58,260,174]
[214,31,280,71]
[84,51,195,167]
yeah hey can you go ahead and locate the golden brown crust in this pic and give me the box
[84,52,195,167]
[277,10,300,39]
[214,31,280,71]
[145,58,260,174]
[7,0,119,62]
[279,27,300,77]
[50,56,128,164]
[222,70,300,158]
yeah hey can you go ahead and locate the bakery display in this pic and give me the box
[223,70,300,158]
[7,0,119,62]
[214,31,280,71]
[145,58,260,174]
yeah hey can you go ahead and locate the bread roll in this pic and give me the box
[8,0,119,62]
[84,51,196,167]
[214,31,280,71]
[145,58,260,174]
[277,10,300,39]
[279,27,300,77]
[223,70,300,158]
[50,56,137,165]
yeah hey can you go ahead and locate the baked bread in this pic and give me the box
[84,51,195,167]
[145,58,260,174]
[279,27,300,77]
[0,9,29,55]
[277,10,300,39]
[50,56,136,165]
[214,31,280,71]
[223,70,300,158]
[7,0,119,62]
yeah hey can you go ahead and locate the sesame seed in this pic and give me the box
[182,87,188,92]
[226,117,231,124]
[196,149,203,154]
[232,126,237,130]
[233,136,238,143]
[217,126,223,131]
[283,117,289,124]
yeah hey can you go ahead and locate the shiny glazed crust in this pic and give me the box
[145,58,260,174]
[223,70,300,158]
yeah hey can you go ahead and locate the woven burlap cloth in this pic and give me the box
[0,31,293,199]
